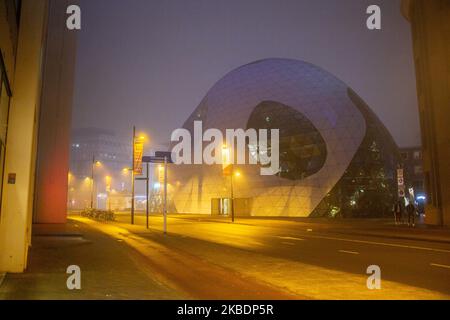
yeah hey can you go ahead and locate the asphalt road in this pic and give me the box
[103,213,450,299]
[4,215,448,299]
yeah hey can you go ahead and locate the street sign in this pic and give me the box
[141,151,172,235]
[142,156,164,163]
[133,139,144,175]
[397,168,405,198]
[142,154,174,164]
[155,151,174,162]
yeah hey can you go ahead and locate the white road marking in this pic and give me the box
[430,263,450,269]
[276,236,304,241]
[281,242,296,246]
[338,250,359,255]
[301,234,450,253]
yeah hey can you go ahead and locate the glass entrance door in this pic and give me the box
[219,198,231,216]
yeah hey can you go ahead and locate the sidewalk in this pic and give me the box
[0,219,184,300]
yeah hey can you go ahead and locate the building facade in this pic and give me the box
[169,59,400,217]
[69,127,133,210]
[0,0,76,272]
[402,0,450,226]
[400,146,425,198]
[68,128,166,211]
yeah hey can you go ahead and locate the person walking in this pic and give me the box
[393,199,404,225]
[406,201,417,227]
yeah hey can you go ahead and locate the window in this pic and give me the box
[15,0,22,26]
[414,165,423,175]
[413,150,421,160]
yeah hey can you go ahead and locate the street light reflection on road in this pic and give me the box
[112,213,266,250]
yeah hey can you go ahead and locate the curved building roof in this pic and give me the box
[171,58,396,217]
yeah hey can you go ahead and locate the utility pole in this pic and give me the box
[131,126,136,225]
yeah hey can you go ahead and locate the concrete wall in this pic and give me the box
[0,0,48,272]
[403,0,450,226]
[33,0,77,224]
[0,0,18,81]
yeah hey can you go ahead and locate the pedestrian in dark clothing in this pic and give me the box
[393,200,404,225]
[406,202,416,227]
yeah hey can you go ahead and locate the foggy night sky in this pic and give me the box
[72,0,420,147]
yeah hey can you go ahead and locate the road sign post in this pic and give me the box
[146,162,149,229]
[142,152,173,235]
[397,168,405,199]
[131,127,145,225]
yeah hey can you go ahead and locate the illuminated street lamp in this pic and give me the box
[105,175,112,210]
[90,155,102,209]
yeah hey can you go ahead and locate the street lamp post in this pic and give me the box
[105,175,112,211]
[157,163,168,233]
[90,155,96,209]
[230,164,235,223]
[222,145,236,222]
[164,156,168,234]
[131,126,136,225]
[90,156,102,209]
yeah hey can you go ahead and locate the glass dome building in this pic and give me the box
[168,58,400,218]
